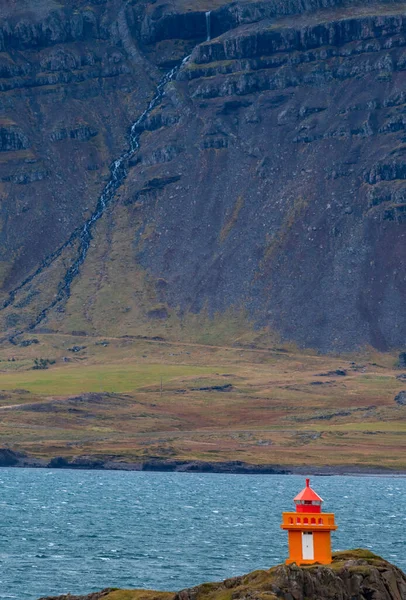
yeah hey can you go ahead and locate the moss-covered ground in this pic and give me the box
[98,550,395,600]
[0,333,405,470]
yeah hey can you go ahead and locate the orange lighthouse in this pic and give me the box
[281,478,337,565]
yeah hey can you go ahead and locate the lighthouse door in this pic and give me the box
[302,532,314,560]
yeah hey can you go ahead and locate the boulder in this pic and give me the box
[394,391,406,406]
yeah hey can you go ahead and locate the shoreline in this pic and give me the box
[36,551,406,600]
[1,449,405,476]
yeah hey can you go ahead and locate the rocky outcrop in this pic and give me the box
[394,391,406,406]
[0,448,46,467]
[50,125,98,143]
[0,125,29,151]
[37,551,406,600]
[0,8,100,52]
[191,14,406,66]
[0,448,20,466]
[0,449,399,474]
[174,550,406,600]
[260,552,406,600]
[133,0,406,47]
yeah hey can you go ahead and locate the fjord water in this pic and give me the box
[0,470,405,600]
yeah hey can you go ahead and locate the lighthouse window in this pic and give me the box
[318,518,324,525]
[289,517,293,524]
[304,518,309,524]
[296,517,301,524]
[311,518,316,524]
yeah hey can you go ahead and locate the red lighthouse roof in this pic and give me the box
[294,478,323,503]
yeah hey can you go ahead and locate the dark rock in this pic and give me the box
[48,457,70,468]
[147,307,169,320]
[69,456,105,469]
[398,353,406,368]
[0,126,29,152]
[0,448,20,466]
[19,338,39,347]
[172,551,406,600]
[142,460,180,472]
[394,391,406,406]
[50,125,98,142]
[141,459,289,474]
[47,456,105,469]
[0,448,45,468]
[190,384,233,392]
[318,369,347,377]
[11,169,49,185]
[383,204,406,223]
[311,410,351,420]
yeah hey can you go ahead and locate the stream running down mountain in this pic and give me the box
[2,9,214,334]
[29,61,188,329]
[0,6,216,336]
[2,53,191,335]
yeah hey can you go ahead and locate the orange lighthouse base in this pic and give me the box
[281,512,337,565]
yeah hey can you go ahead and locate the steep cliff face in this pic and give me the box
[131,2,406,352]
[0,0,405,351]
[0,2,148,288]
[38,550,406,600]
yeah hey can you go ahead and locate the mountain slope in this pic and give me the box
[0,0,405,351]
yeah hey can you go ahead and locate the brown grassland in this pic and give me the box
[0,333,405,470]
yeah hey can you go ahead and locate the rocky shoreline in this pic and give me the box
[1,449,405,476]
[38,550,406,600]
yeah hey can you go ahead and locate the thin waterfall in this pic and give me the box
[205,11,211,41]
[5,58,190,335]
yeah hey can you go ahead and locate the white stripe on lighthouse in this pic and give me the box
[302,532,314,560]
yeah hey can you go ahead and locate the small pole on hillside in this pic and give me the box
[160,376,163,398]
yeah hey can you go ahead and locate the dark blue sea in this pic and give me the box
[0,470,404,600]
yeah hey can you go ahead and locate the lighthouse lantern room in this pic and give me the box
[281,478,337,565]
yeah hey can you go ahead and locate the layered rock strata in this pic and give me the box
[0,0,405,351]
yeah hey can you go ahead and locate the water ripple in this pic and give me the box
[0,470,403,599]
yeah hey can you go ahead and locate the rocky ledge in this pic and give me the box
[38,550,406,600]
[1,449,404,475]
